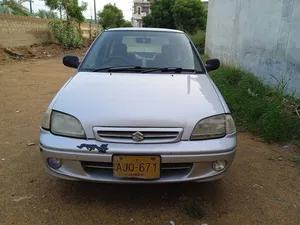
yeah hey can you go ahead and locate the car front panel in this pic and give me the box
[40,128,236,183]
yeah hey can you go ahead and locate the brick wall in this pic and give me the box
[0,14,99,47]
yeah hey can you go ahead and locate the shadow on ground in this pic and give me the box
[51,179,227,221]
[59,180,224,204]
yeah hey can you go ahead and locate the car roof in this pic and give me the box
[106,27,184,33]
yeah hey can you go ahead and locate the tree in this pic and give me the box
[173,0,206,34]
[97,3,125,30]
[68,0,87,24]
[35,9,58,19]
[142,0,176,29]
[202,10,208,30]
[142,14,155,27]
[122,20,132,27]
[0,0,31,16]
[142,0,206,34]
[44,0,87,28]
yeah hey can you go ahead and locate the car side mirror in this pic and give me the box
[205,59,220,72]
[63,56,80,68]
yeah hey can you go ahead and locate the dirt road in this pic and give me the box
[0,54,300,225]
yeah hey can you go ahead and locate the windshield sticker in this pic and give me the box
[77,144,109,153]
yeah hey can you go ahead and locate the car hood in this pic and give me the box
[52,72,225,139]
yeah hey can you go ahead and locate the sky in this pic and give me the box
[23,0,208,21]
[23,0,134,21]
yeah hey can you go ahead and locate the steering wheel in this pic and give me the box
[103,56,132,66]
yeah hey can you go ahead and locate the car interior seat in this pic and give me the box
[150,44,178,68]
[111,43,142,66]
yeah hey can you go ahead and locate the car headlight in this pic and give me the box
[225,114,236,134]
[41,108,52,130]
[190,114,236,140]
[50,111,86,138]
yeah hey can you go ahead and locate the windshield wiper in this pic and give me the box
[141,67,201,74]
[92,66,143,72]
[91,66,201,73]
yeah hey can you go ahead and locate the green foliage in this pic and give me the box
[142,0,176,29]
[0,4,12,13]
[142,0,206,33]
[0,0,31,16]
[44,0,87,23]
[291,156,300,166]
[68,0,87,23]
[154,0,176,29]
[44,0,86,48]
[142,14,155,27]
[189,30,206,54]
[49,19,83,49]
[207,63,300,143]
[202,10,208,30]
[98,3,125,30]
[173,0,206,34]
[35,9,58,19]
[122,20,132,27]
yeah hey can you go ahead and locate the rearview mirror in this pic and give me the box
[136,37,144,43]
[63,55,80,68]
[144,38,151,44]
[136,37,151,44]
[205,59,220,72]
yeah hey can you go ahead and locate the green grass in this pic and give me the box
[207,65,300,143]
[291,156,300,166]
[190,31,300,145]
[189,30,206,54]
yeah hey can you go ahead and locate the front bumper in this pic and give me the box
[40,129,237,183]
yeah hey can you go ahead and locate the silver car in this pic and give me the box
[39,28,237,183]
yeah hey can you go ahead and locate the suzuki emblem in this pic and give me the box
[132,131,144,142]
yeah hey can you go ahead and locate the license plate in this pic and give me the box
[113,155,161,180]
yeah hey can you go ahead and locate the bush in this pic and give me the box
[209,66,300,143]
[189,30,206,54]
[49,20,84,49]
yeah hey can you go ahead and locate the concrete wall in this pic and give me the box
[0,14,99,47]
[205,0,300,97]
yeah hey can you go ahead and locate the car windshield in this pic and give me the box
[79,30,204,73]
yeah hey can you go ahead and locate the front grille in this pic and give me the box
[81,161,193,177]
[93,127,183,144]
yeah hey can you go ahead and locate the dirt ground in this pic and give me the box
[0,43,89,65]
[0,47,300,225]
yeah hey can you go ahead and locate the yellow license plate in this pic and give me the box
[113,155,161,179]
